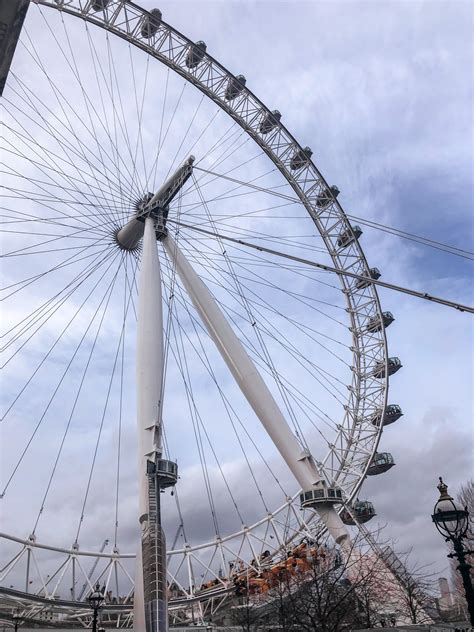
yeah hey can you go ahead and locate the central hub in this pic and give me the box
[114,155,195,250]
[133,193,169,241]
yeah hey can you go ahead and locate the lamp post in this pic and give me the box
[88,583,104,632]
[432,477,474,625]
[11,611,22,631]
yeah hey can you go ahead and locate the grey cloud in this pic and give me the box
[1,0,472,594]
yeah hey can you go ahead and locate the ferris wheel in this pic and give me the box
[0,0,403,627]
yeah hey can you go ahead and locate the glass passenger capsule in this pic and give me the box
[259,110,281,134]
[366,311,395,333]
[340,500,376,525]
[90,0,110,9]
[140,8,162,39]
[316,185,340,209]
[373,357,402,378]
[356,267,381,290]
[224,75,246,101]
[371,404,403,426]
[289,146,312,170]
[337,225,362,249]
[367,452,395,475]
[185,41,207,69]
[300,486,342,509]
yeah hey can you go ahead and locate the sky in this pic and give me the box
[0,0,473,600]
[153,0,474,570]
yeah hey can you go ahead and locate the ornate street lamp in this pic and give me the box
[432,477,474,625]
[88,583,104,632]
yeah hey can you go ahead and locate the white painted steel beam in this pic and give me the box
[162,234,349,547]
[137,218,164,507]
[134,217,165,631]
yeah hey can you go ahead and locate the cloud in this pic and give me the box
[1,0,472,598]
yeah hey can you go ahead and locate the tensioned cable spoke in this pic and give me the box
[8,60,124,228]
[163,201,247,540]
[1,247,121,417]
[1,242,111,329]
[176,107,222,173]
[160,253,286,506]
[31,253,134,534]
[0,228,101,240]
[1,250,125,496]
[163,242,252,535]
[178,238,349,408]
[185,137,261,198]
[153,82,187,177]
[160,257,336,500]
[161,238,343,452]
[128,46,150,199]
[74,252,135,542]
[0,208,112,227]
[162,93,205,182]
[186,246,350,334]
[171,220,474,313]
[194,175,310,448]
[41,11,130,221]
[181,246,350,364]
[149,68,170,192]
[0,224,105,243]
[1,245,115,359]
[192,166,474,260]
[161,241,268,518]
[167,312,247,526]
[0,187,123,216]
[193,121,241,169]
[113,254,139,547]
[0,163,110,234]
[4,76,132,206]
[2,225,109,258]
[1,128,129,210]
[181,166,281,215]
[179,240,348,327]
[167,308,221,537]
[105,29,146,203]
[83,21,141,221]
[178,129,252,202]
[178,214,329,257]
[20,21,139,216]
[39,10,142,205]
[1,242,113,298]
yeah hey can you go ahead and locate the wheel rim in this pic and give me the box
[1,0,390,620]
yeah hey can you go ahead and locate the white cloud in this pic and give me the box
[1,0,472,597]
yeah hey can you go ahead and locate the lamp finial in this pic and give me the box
[437,477,451,500]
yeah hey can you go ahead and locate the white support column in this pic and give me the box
[134,216,165,631]
[137,217,164,507]
[163,234,349,547]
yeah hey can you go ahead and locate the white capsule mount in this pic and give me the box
[114,155,195,250]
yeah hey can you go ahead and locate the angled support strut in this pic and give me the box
[162,233,350,548]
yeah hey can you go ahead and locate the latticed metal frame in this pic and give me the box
[1,0,391,620]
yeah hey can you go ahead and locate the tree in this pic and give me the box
[230,595,265,632]
[230,532,388,632]
[227,529,439,630]
[379,546,438,625]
